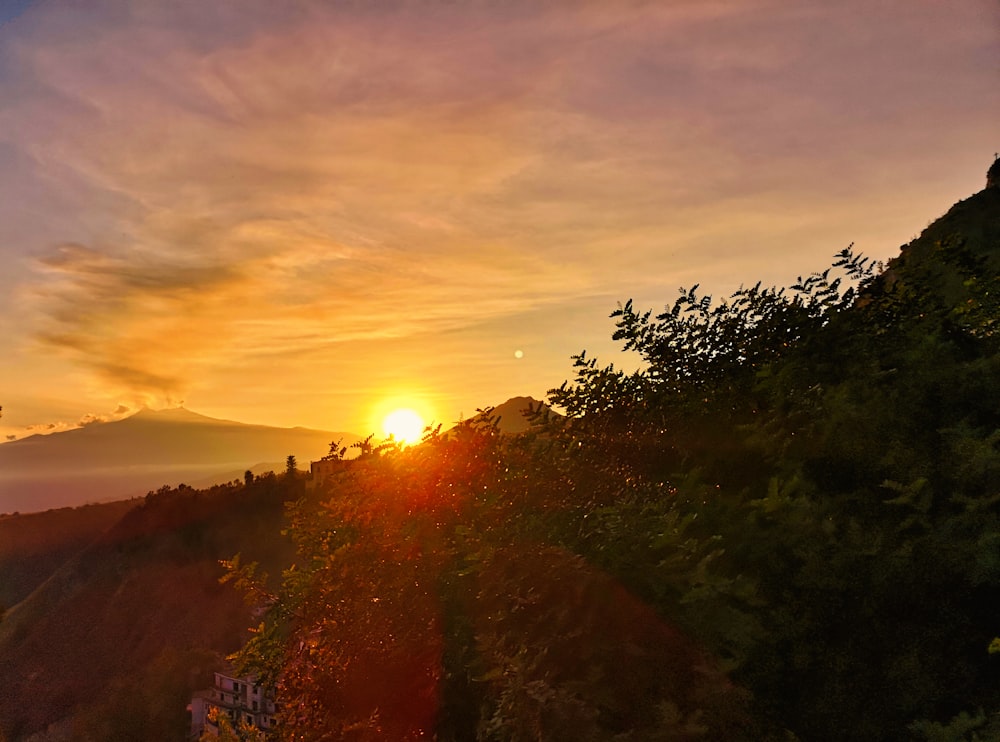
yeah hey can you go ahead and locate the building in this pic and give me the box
[309,457,345,490]
[189,669,278,738]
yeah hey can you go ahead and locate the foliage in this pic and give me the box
[542,234,1000,740]
[229,419,762,740]
[202,707,269,742]
[909,710,1000,742]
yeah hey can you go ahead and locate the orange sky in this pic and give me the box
[1,0,998,439]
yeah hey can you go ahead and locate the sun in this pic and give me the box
[382,408,425,444]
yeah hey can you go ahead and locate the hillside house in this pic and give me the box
[189,669,278,738]
[309,457,345,490]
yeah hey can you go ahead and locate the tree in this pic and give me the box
[542,235,1000,739]
[284,455,297,479]
[201,708,268,742]
[228,417,763,740]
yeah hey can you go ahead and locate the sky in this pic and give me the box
[0,0,997,440]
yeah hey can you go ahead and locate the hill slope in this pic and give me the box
[0,500,136,610]
[0,475,296,740]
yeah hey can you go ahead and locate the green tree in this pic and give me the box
[228,413,764,740]
[201,707,268,742]
[543,232,1000,739]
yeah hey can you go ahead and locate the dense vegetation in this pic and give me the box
[225,181,1000,740]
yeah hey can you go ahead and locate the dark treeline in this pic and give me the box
[224,174,1000,740]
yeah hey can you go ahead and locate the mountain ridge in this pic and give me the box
[0,407,362,514]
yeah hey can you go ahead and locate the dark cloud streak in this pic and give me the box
[33,240,246,400]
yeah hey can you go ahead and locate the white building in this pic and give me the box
[189,669,278,738]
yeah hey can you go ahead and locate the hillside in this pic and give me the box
[0,397,547,740]
[0,407,361,514]
[866,163,1000,316]
[904,161,1000,268]
[0,500,136,610]
[0,473,298,740]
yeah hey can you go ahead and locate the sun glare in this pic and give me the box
[382,408,425,444]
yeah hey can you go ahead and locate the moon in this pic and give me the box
[382,408,425,444]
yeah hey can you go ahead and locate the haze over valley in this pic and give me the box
[0,407,360,513]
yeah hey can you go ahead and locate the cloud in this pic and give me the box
[5,403,137,440]
[9,3,618,401]
[20,421,72,435]
[1,0,997,421]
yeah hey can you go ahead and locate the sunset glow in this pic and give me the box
[382,409,425,445]
[0,0,995,444]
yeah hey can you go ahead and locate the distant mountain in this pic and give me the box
[453,396,557,436]
[0,407,361,514]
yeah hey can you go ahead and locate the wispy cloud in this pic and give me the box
[0,0,997,428]
[4,405,134,440]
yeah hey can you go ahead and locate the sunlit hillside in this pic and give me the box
[0,500,136,609]
[0,472,300,740]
